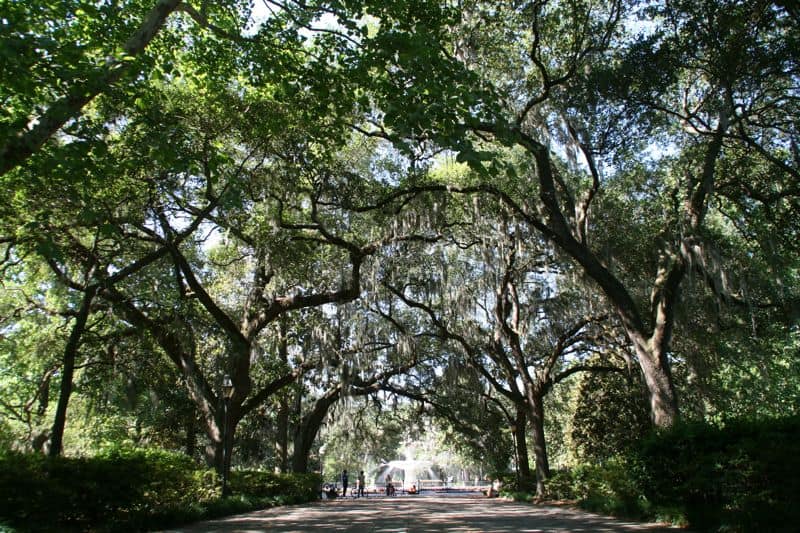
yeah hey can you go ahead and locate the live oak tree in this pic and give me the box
[347,0,800,428]
[1,0,483,465]
[383,191,629,495]
[0,0,255,454]
[247,303,397,473]
[0,79,211,456]
[2,0,799,481]
[423,361,514,479]
[93,61,459,471]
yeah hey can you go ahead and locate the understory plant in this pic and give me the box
[0,445,321,532]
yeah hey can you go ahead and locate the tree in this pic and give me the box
[286,304,425,473]
[3,0,798,480]
[2,0,479,466]
[383,191,628,495]
[0,0,191,176]
[0,259,66,451]
[353,0,799,428]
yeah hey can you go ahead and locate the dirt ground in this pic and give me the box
[162,492,683,532]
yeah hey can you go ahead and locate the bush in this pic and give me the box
[638,416,800,532]
[543,459,648,518]
[543,417,800,530]
[0,446,216,531]
[0,446,321,532]
[230,470,321,504]
[489,470,534,494]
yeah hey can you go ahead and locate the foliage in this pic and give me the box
[0,446,210,531]
[319,398,408,479]
[423,361,513,477]
[0,446,319,532]
[638,416,800,532]
[703,327,800,420]
[229,470,321,503]
[570,365,652,462]
[543,459,653,519]
[1,1,799,529]
[540,417,800,530]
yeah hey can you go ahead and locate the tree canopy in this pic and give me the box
[1,0,798,501]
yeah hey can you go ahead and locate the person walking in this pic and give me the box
[341,469,349,497]
[357,470,366,498]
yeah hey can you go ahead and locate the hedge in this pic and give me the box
[0,447,321,532]
[542,415,800,531]
[638,415,800,532]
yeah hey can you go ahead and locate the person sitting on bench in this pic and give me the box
[323,484,339,499]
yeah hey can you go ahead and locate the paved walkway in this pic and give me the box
[163,493,681,532]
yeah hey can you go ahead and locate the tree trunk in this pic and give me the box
[275,319,290,473]
[223,416,234,484]
[636,342,679,428]
[528,393,550,497]
[564,243,681,428]
[513,407,532,483]
[276,395,290,473]
[185,416,197,458]
[222,404,238,479]
[49,288,96,457]
[291,391,339,473]
[209,416,223,473]
[206,400,237,479]
[291,430,312,474]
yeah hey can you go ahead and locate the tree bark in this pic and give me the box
[49,287,96,457]
[208,401,238,479]
[185,416,197,458]
[223,404,235,485]
[291,391,340,473]
[635,342,679,427]
[275,319,290,473]
[275,395,290,472]
[513,407,532,482]
[527,393,550,497]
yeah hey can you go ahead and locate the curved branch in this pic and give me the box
[0,0,184,176]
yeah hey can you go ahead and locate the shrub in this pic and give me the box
[0,446,322,532]
[0,446,217,531]
[543,459,647,518]
[542,468,579,501]
[229,470,322,504]
[544,416,800,530]
[638,416,800,532]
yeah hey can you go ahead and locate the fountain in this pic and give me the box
[369,442,485,494]
[373,455,439,493]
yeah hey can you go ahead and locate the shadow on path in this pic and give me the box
[163,493,681,532]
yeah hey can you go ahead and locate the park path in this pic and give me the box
[162,493,682,532]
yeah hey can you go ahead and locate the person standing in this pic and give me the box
[357,470,366,498]
[341,469,349,497]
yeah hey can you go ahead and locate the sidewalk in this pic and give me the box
[162,493,683,532]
